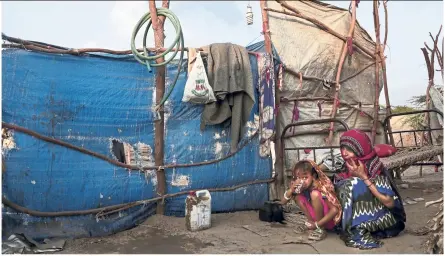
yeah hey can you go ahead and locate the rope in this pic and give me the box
[2,177,275,217]
[131,7,185,111]
[2,122,259,171]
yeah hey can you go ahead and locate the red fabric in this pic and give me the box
[374,144,397,158]
[341,129,374,161]
[347,37,354,56]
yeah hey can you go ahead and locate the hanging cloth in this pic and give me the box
[257,53,276,157]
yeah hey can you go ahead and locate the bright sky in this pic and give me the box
[2,1,443,106]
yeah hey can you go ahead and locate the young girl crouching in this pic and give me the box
[281,160,342,241]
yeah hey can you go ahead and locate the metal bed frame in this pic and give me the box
[279,109,443,180]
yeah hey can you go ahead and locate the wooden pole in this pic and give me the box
[260,1,272,53]
[326,0,357,145]
[260,0,282,199]
[150,0,169,215]
[380,1,395,146]
[371,0,381,144]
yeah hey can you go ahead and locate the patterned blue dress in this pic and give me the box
[335,170,406,249]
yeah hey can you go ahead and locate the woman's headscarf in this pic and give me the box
[340,129,384,179]
[300,159,342,225]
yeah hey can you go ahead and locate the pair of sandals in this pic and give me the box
[294,222,327,241]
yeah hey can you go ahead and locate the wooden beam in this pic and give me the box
[371,0,381,144]
[150,0,169,215]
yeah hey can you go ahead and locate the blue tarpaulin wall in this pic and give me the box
[2,41,273,239]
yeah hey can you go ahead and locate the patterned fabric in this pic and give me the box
[257,53,276,157]
[303,160,342,225]
[321,153,345,172]
[335,175,405,249]
[339,129,383,179]
[277,63,283,91]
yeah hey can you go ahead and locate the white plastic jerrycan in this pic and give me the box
[185,190,212,232]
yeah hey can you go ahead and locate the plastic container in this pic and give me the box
[185,190,212,232]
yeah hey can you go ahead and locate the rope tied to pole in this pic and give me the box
[131,7,185,112]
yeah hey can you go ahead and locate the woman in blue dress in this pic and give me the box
[334,129,406,249]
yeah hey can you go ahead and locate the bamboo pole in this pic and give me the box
[150,0,169,215]
[371,0,382,144]
[380,0,395,146]
[326,0,357,145]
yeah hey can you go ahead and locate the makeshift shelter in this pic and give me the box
[266,1,387,187]
[1,0,413,242]
[1,39,275,239]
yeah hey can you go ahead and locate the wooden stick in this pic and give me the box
[371,0,382,144]
[280,96,375,120]
[426,197,444,208]
[442,39,444,79]
[268,1,375,59]
[382,1,389,53]
[326,0,357,145]
[418,26,441,177]
[424,26,442,143]
[283,61,377,85]
[242,225,269,237]
[379,0,395,146]
[2,43,259,57]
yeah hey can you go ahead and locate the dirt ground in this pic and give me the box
[61,166,443,254]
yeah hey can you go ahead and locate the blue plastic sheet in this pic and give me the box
[2,42,272,239]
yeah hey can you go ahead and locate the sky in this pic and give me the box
[2,1,443,106]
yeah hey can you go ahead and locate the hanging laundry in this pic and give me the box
[200,43,255,153]
[257,53,276,157]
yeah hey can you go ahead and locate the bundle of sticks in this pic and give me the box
[424,197,443,254]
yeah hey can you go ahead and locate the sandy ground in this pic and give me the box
[61,168,443,254]
[61,116,443,254]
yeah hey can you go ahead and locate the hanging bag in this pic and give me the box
[182,52,216,104]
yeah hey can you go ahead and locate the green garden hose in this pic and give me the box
[131,7,185,111]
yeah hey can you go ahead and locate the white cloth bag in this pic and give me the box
[182,52,216,104]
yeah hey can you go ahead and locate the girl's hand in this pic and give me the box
[345,159,368,180]
[305,221,317,230]
[289,180,296,193]
[290,179,299,194]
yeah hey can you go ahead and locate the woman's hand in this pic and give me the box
[345,159,368,180]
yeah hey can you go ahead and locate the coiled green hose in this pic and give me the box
[131,7,185,111]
